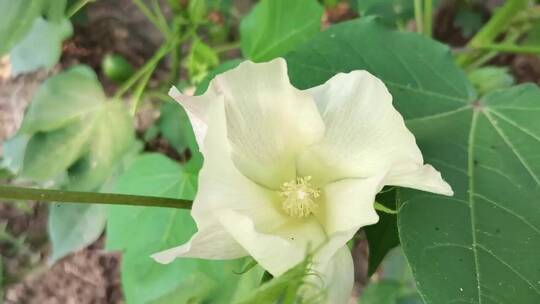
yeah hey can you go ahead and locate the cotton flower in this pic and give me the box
[152,58,452,303]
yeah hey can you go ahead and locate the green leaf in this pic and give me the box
[107,154,261,304]
[365,188,400,276]
[10,17,73,76]
[1,134,30,174]
[22,117,96,182]
[240,0,323,62]
[21,65,105,134]
[156,102,202,172]
[10,66,135,264]
[15,65,134,185]
[68,102,135,191]
[0,0,43,55]
[286,17,540,303]
[399,84,540,303]
[48,203,106,263]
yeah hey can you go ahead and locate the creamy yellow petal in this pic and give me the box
[298,70,452,196]
[315,175,385,235]
[214,58,324,189]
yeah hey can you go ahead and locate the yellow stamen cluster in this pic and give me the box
[279,176,320,218]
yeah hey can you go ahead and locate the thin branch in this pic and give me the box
[0,185,191,209]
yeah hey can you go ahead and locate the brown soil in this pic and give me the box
[5,239,123,304]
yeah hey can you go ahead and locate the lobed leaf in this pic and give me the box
[285,17,540,303]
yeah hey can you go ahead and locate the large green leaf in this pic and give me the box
[399,85,540,303]
[0,0,44,55]
[107,154,261,304]
[15,65,134,185]
[240,0,323,62]
[10,17,72,76]
[285,18,540,303]
[6,65,135,264]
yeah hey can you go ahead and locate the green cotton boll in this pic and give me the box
[102,53,135,83]
[468,66,515,96]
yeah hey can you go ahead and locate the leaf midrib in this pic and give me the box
[467,110,482,304]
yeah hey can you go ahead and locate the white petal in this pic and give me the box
[315,175,384,236]
[152,222,246,263]
[297,71,451,198]
[168,86,219,148]
[317,246,355,304]
[385,164,454,196]
[154,90,287,263]
[213,58,325,189]
[219,209,327,277]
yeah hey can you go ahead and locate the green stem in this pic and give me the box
[457,0,529,66]
[67,0,92,18]
[414,0,424,34]
[214,41,241,54]
[131,67,155,115]
[469,0,528,47]
[132,0,170,37]
[474,43,540,54]
[423,0,433,37]
[464,30,521,70]
[374,201,397,214]
[113,39,179,100]
[145,90,173,102]
[168,17,184,85]
[113,27,196,102]
[151,0,170,34]
[0,185,191,209]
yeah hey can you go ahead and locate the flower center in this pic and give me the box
[279,176,320,218]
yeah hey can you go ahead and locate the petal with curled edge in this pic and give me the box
[297,70,452,195]
[153,89,288,264]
